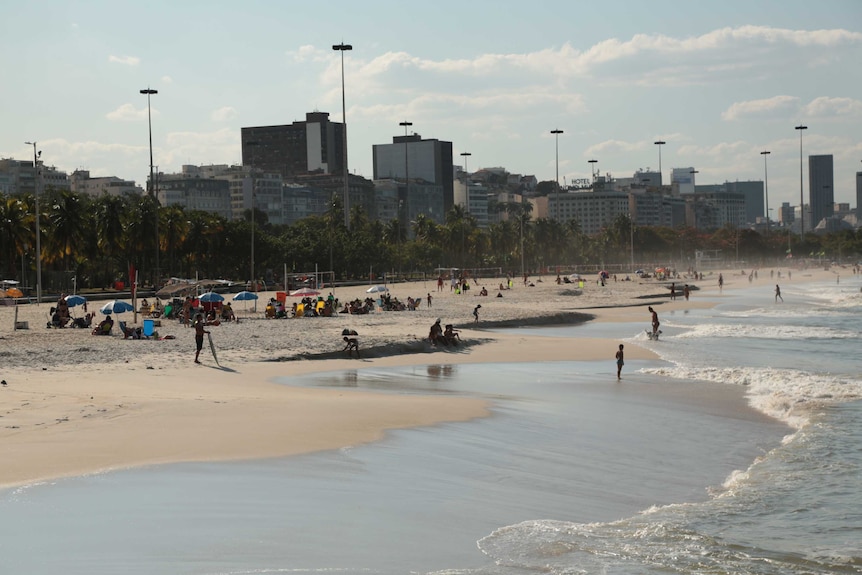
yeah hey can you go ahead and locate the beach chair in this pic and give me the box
[143,319,155,338]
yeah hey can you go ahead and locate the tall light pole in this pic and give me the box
[24,141,41,304]
[399,121,412,239]
[654,140,666,186]
[245,141,260,291]
[140,88,159,287]
[333,42,352,230]
[795,125,807,236]
[629,212,635,273]
[761,151,771,234]
[551,129,563,221]
[588,159,597,182]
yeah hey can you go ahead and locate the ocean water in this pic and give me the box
[1,274,860,574]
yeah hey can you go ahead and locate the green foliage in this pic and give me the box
[2,188,859,292]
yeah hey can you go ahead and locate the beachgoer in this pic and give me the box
[429,318,444,345]
[473,304,481,323]
[437,276,444,292]
[443,324,461,345]
[683,284,690,301]
[648,306,660,336]
[670,283,676,300]
[718,274,724,290]
[615,344,624,379]
[342,336,360,358]
[427,293,433,308]
[193,313,209,364]
[775,284,783,303]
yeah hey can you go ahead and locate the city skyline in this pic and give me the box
[2,0,861,212]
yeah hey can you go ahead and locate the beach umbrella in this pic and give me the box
[198,292,224,303]
[289,287,320,296]
[366,285,389,293]
[65,294,87,307]
[232,291,259,301]
[5,287,23,298]
[99,300,134,315]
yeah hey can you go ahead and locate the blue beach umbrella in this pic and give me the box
[65,294,87,307]
[198,292,225,303]
[232,291,259,301]
[99,300,134,315]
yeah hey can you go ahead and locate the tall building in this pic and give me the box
[808,155,834,228]
[241,112,346,180]
[372,134,454,214]
[724,181,764,224]
[856,171,862,218]
[671,167,696,195]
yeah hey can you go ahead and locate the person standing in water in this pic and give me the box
[775,284,783,303]
[615,344,625,379]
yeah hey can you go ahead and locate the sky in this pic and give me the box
[2,0,862,212]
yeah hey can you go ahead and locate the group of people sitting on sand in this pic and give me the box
[428,318,461,347]
[265,296,338,318]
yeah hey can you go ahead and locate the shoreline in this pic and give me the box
[0,267,840,488]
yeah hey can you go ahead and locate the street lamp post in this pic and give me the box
[333,42,352,230]
[588,159,597,183]
[551,129,563,221]
[140,88,159,287]
[399,121,413,239]
[654,140,666,185]
[795,125,807,235]
[245,141,260,292]
[761,151,771,234]
[24,141,41,304]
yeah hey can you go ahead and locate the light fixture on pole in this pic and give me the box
[140,87,159,286]
[333,42,352,230]
[760,151,771,234]
[460,151,471,174]
[795,125,807,235]
[551,129,563,221]
[245,141,260,292]
[654,140,666,185]
[24,141,41,305]
[588,159,597,182]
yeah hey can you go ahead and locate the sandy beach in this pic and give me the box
[0,267,835,489]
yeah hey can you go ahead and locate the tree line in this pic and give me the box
[1,188,859,295]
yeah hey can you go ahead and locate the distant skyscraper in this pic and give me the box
[856,170,862,218]
[373,134,454,214]
[724,181,765,224]
[808,155,834,228]
[241,112,345,180]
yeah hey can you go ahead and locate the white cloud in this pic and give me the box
[288,44,328,63]
[105,103,150,122]
[211,106,237,122]
[721,95,800,121]
[804,96,862,118]
[161,76,173,84]
[108,55,140,66]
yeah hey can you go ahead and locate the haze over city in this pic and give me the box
[2,0,861,209]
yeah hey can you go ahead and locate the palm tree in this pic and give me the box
[44,191,87,271]
[0,196,32,279]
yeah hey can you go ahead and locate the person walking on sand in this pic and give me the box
[473,304,481,323]
[775,284,783,303]
[427,293,433,308]
[193,313,209,364]
[718,273,724,291]
[615,344,625,379]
